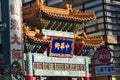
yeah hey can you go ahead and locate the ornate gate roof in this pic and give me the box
[22,0,104,48]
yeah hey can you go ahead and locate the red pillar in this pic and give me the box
[27,75,34,80]
[85,73,91,80]
[85,77,90,80]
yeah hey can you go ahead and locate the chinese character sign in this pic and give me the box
[9,0,22,62]
[51,39,72,54]
[49,38,73,57]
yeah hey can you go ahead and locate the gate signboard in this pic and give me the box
[26,53,90,77]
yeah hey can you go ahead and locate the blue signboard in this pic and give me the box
[49,38,73,57]
[51,39,72,54]
[95,64,116,76]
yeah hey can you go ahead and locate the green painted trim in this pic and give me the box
[1,0,11,66]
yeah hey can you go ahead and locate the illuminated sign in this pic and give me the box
[49,38,74,57]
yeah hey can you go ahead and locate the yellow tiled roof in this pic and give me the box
[75,32,104,47]
[23,0,96,22]
[23,25,51,43]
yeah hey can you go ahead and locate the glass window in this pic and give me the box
[107,31,120,36]
[107,24,120,30]
[106,11,118,17]
[96,11,103,17]
[86,6,103,12]
[86,20,98,26]
[110,6,120,11]
[75,5,83,10]
[85,0,102,8]
[97,17,104,23]
[89,31,105,36]
[86,24,104,33]
[112,46,120,57]
[22,0,32,3]
[97,24,104,30]
[118,14,120,17]
[86,26,96,33]
[105,0,114,3]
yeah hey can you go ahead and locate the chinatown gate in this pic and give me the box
[22,0,104,80]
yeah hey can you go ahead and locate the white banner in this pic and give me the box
[9,0,23,64]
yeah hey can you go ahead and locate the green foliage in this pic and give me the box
[0,75,11,80]
[1,60,23,80]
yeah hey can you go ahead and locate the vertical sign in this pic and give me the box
[9,0,22,65]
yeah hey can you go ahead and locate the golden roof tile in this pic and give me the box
[23,0,96,22]
[23,25,51,43]
[75,32,104,47]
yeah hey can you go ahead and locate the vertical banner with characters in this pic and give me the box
[9,0,23,79]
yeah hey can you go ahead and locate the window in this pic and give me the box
[107,24,120,30]
[96,11,103,17]
[89,31,105,36]
[75,5,83,10]
[107,31,120,36]
[85,0,102,8]
[86,6,103,12]
[22,0,32,3]
[86,26,96,33]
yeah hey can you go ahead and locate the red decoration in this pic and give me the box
[75,44,84,55]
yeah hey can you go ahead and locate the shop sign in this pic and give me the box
[98,49,112,63]
[95,65,116,76]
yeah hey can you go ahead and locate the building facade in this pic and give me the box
[74,0,120,80]
[0,0,120,80]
